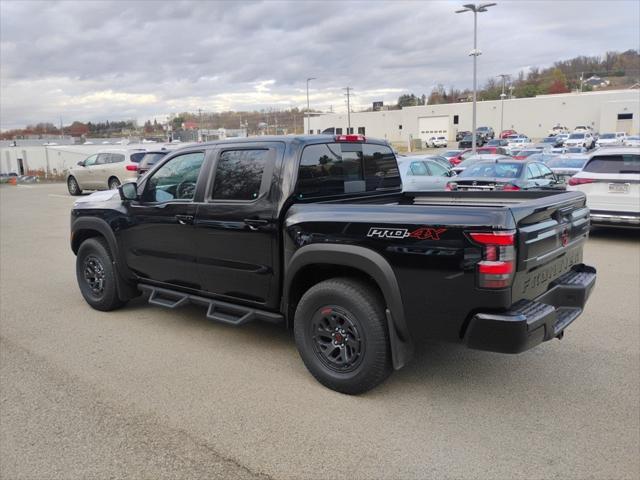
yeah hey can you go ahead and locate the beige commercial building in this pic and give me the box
[306,89,640,145]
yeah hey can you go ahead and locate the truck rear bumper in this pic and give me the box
[464,264,596,354]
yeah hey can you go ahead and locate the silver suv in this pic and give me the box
[67,149,145,195]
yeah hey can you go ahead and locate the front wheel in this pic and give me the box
[294,278,392,394]
[67,176,82,196]
[76,238,126,311]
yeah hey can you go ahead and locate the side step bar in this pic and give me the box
[138,284,283,327]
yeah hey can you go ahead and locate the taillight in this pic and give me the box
[450,157,461,165]
[502,183,520,191]
[468,231,516,289]
[126,164,138,171]
[445,182,457,191]
[568,177,594,186]
[335,134,365,142]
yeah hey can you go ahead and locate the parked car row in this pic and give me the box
[402,144,640,228]
[66,143,192,195]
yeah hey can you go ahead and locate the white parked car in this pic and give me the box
[567,147,640,227]
[398,157,454,191]
[548,124,569,136]
[67,148,146,195]
[624,135,640,147]
[555,133,570,146]
[573,125,593,133]
[428,136,448,148]
[506,137,530,150]
[564,132,595,149]
[596,132,626,147]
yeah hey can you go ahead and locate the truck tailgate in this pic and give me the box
[510,191,590,301]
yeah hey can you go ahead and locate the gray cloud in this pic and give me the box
[1,0,638,129]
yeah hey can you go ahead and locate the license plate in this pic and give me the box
[609,183,629,194]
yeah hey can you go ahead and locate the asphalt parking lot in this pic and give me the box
[1,183,639,480]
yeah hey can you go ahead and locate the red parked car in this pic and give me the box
[500,129,517,139]
[448,147,510,165]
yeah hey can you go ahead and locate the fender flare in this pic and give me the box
[71,216,137,301]
[283,244,414,369]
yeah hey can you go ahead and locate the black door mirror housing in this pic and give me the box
[77,160,85,167]
[119,182,138,201]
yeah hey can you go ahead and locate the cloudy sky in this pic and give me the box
[1,0,638,130]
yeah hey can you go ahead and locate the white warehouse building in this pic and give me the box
[306,89,640,145]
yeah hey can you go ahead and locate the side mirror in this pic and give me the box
[119,182,138,200]
[77,161,85,167]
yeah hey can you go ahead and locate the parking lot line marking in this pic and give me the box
[48,194,72,198]
[16,184,35,189]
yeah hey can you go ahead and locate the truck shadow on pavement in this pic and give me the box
[589,226,640,243]
[129,292,585,400]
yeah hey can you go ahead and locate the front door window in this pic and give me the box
[142,152,205,202]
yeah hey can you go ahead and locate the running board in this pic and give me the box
[138,284,283,326]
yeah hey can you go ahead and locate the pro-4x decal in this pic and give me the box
[367,227,447,240]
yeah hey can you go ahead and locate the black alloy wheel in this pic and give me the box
[294,277,392,394]
[83,255,106,297]
[310,305,364,373]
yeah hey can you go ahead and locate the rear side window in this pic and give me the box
[110,153,125,163]
[212,149,268,201]
[584,154,639,174]
[130,152,146,163]
[296,143,400,198]
[410,161,428,176]
[139,152,167,168]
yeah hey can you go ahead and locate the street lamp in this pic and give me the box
[456,2,497,154]
[498,73,509,136]
[306,77,316,135]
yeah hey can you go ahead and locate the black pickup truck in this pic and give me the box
[71,134,596,394]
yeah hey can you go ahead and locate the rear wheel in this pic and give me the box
[76,238,126,311]
[67,176,82,195]
[108,177,121,190]
[294,278,392,394]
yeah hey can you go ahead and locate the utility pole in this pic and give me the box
[198,108,203,142]
[456,3,497,154]
[344,87,353,132]
[306,77,316,134]
[498,73,509,135]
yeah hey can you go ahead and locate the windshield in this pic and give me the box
[567,147,585,153]
[599,133,615,139]
[518,150,538,157]
[462,135,473,141]
[569,133,585,139]
[542,138,556,143]
[459,162,522,178]
[140,152,168,168]
[442,150,461,158]
[547,157,588,168]
[583,154,640,174]
[628,136,640,140]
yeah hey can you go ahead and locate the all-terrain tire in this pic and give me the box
[294,277,392,394]
[76,237,126,311]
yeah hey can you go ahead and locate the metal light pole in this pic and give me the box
[456,3,496,154]
[498,73,509,135]
[306,77,316,134]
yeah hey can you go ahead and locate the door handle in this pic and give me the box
[244,218,268,230]
[175,214,194,225]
